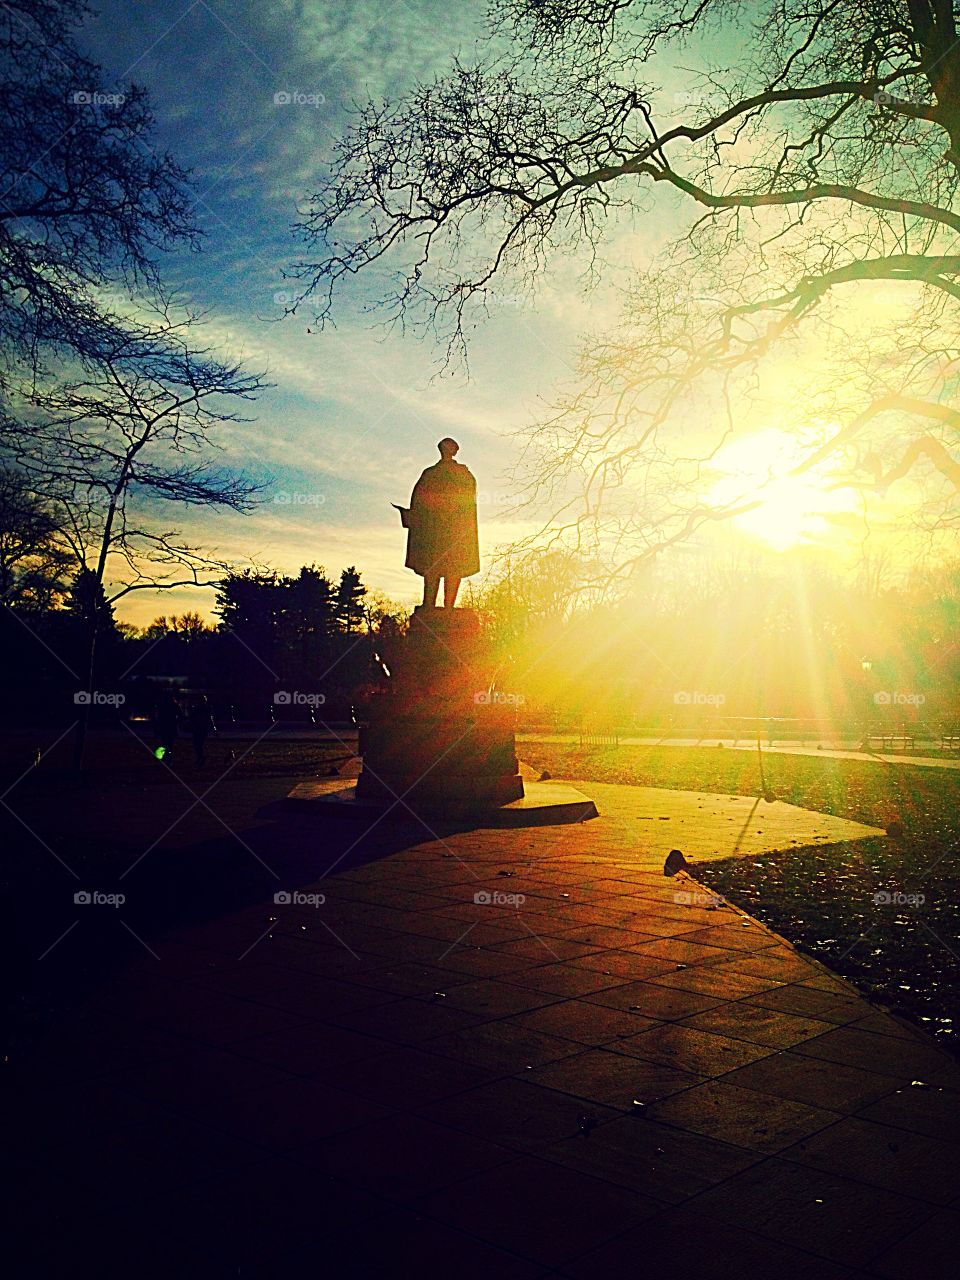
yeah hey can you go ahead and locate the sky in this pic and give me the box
[72,0,946,626]
[77,0,603,623]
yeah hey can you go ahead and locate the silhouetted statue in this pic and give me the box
[399,438,479,608]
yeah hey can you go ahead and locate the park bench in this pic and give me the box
[578,730,620,747]
[861,724,916,752]
[941,726,960,753]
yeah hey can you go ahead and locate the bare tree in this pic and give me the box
[0,469,75,610]
[0,300,268,768]
[0,0,196,385]
[293,0,960,580]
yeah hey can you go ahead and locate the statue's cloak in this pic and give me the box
[404,459,480,578]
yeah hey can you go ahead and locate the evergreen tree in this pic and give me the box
[336,566,366,635]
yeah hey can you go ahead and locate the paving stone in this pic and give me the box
[560,1203,858,1280]
[538,1112,763,1201]
[503,963,631,998]
[646,1079,839,1152]
[674,924,782,952]
[332,995,486,1044]
[748,983,866,1024]
[856,1083,960,1143]
[506,1000,660,1047]
[613,1022,775,1074]
[692,1157,936,1267]
[491,936,609,962]
[564,949,681,979]
[585,981,725,1019]
[863,1208,960,1278]
[647,966,785,999]
[782,1116,960,1204]
[627,936,735,965]
[418,1077,621,1154]
[681,1000,836,1047]
[792,1025,954,1081]
[526,1046,704,1107]
[722,1051,902,1112]
[441,978,566,1018]
[424,1021,584,1072]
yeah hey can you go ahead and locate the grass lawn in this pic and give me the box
[521,740,960,1052]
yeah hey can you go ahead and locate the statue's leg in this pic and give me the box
[443,576,462,608]
[422,572,440,607]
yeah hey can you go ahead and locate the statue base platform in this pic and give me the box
[286,777,598,826]
[353,605,526,816]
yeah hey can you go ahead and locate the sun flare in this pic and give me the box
[708,426,856,552]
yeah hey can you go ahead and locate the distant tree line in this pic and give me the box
[1,541,408,725]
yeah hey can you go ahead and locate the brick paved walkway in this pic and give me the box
[8,780,959,1277]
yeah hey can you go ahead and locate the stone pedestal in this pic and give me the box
[356,606,524,813]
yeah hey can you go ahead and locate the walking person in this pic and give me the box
[188,694,216,766]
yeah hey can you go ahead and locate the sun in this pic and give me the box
[707,426,855,552]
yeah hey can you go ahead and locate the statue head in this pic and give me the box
[437,437,459,460]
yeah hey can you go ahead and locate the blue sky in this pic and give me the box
[77,0,600,622]
[75,2,922,623]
